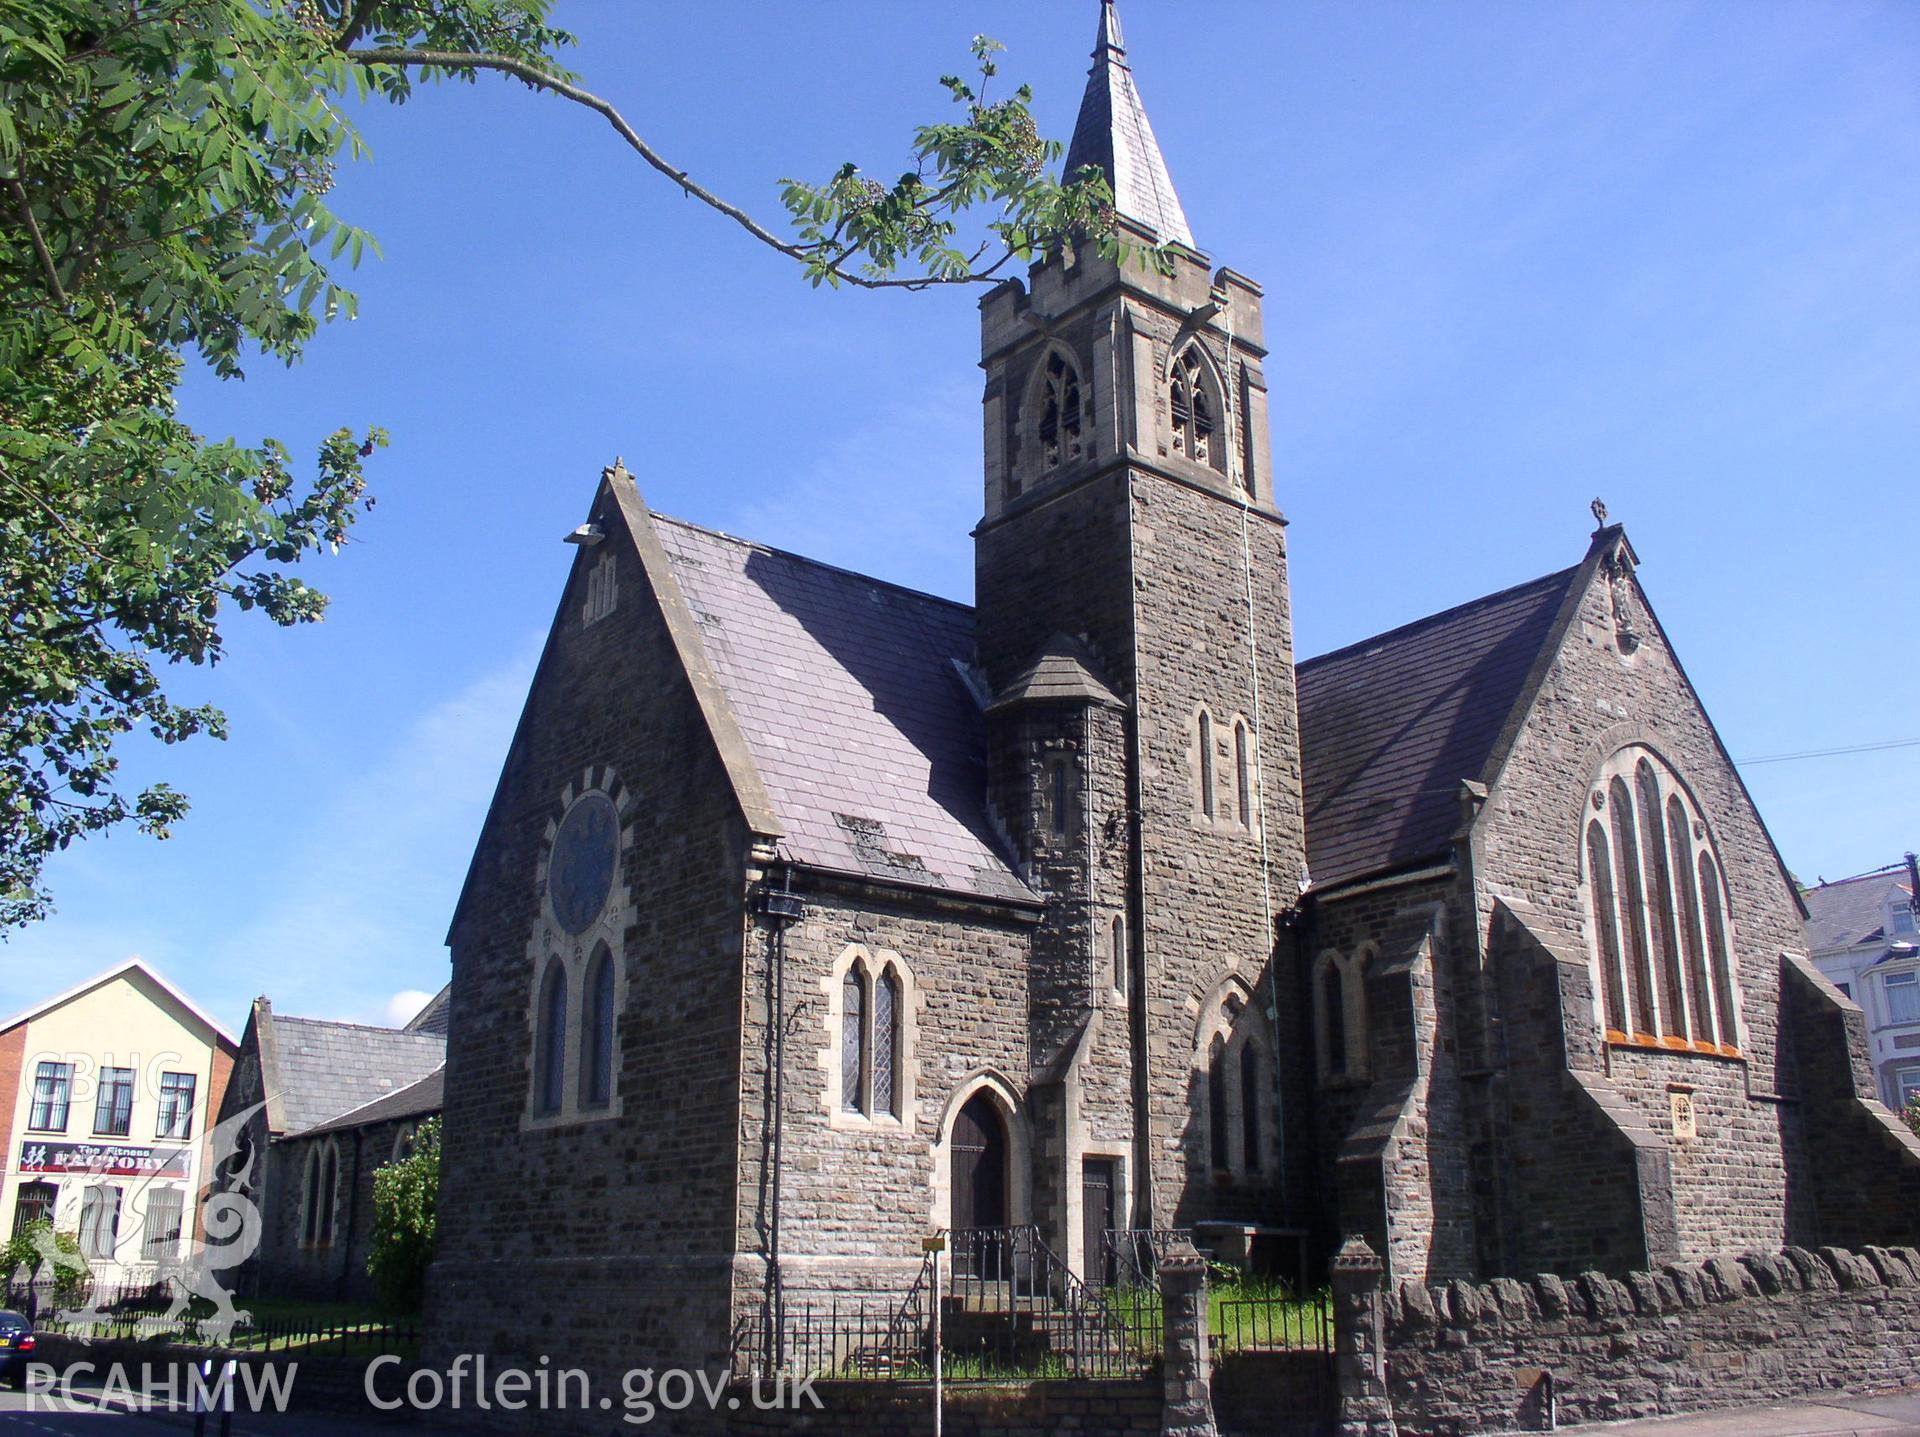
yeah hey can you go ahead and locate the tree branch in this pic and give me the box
[7,178,68,306]
[335,0,383,50]
[341,47,1004,291]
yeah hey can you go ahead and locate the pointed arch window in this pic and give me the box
[535,961,568,1115]
[1240,1044,1263,1173]
[1320,960,1348,1077]
[1582,747,1739,1052]
[1110,914,1127,996]
[1233,719,1253,828]
[1207,1035,1230,1171]
[873,969,900,1118]
[1171,345,1220,470]
[1196,710,1216,819]
[580,945,617,1110]
[1037,351,1085,471]
[842,965,867,1114]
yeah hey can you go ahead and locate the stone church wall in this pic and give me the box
[1469,559,1816,1262]
[1307,876,1477,1285]
[731,884,1037,1310]
[428,520,761,1396]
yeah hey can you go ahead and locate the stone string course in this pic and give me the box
[1374,1244,1920,1436]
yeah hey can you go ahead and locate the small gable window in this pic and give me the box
[1171,344,1220,471]
[1582,747,1739,1052]
[1038,351,1086,471]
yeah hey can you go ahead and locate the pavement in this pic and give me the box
[1530,1391,1920,1437]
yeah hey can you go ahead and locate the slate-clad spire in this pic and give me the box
[1061,0,1195,250]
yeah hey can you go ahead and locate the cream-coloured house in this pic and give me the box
[0,960,237,1287]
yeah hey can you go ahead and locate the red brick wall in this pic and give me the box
[195,1040,237,1243]
[0,1023,28,1217]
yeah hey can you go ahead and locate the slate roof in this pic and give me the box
[652,516,1034,904]
[1297,566,1581,891]
[404,984,450,1037]
[1803,869,1913,952]
[1062,0,1195,249]
[268,1015,446,1138]
[303,1066,444,1138]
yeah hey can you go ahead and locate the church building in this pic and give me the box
[427,0,1920,1384]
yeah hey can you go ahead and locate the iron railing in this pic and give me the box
[729,1226,1164,1382]
[4,1277,418,1355]
[1210,1289,1334,1357]
[1102,1227,1194,1287]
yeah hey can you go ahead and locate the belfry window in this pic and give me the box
[1171,345,1218,468]
[1038,351,1085,471]
[1582,747,1739,1051]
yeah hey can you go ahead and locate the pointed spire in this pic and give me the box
[1062,0,1195,250]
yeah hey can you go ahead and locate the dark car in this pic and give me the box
[0,1311,37,1388]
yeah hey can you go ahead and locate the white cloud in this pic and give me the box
[382,989,436,1028]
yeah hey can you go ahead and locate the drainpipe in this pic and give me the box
[753,865,806,1364]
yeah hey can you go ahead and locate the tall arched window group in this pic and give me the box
[532,942,621,1120]
[1582,748,1739,1051]
[839,953,908,1121]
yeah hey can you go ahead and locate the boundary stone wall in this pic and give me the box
[1362,1244,1920,1436]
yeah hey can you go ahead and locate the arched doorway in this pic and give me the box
[950,1092,1009,1233]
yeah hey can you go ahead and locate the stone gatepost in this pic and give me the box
[1331,1235,1398,1437]
[1159,1237,1217,1437]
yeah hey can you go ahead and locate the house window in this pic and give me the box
[94,1066,134,1137]
[842,965,867,1114]
[143,1187,184,1260]
[1170,344,1218,468]
[535,961,568,1115]
[28,1062,71,1132]
[1197,710,1216,819]
[78,1184,121,1260]
[1037,350,1085,471]
[11,1181,56,1235]
[580,945,616,1110]
[1897,1066,1920,1108]
[1886,970,1920,1026]
[1582,747,1739,1049]
[1893,901,1917,937]
[156,1072,197,1141]
[873,969,900,1119]
[1234,720,1253,828]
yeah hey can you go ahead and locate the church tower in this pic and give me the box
[977,0,1307,1233]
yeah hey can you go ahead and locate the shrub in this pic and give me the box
[368,1118,440,1315]
[2,1221,91,1309]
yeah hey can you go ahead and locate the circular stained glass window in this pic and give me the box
[548,792,618,934]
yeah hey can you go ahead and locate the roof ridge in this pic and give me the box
[1805,865,1911,891]
[651,511,975,616]
[273,1014,447,1039]
[1299,564,1581,672]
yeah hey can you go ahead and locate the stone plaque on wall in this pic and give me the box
[1670,1090,1697,1141]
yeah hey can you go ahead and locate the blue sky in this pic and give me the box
[7,1,1918,1032]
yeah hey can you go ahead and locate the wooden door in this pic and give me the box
[951,1093,1008,1232]
[1082,1159,1116,1285]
